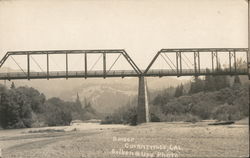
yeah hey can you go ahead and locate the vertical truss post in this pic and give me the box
[212,51,214,73]
[194,51,200,74]
[103,53,106,78]
[27,52,30,80]
[194,52,197,74]
[216,51,219,72]
[66,52,68,79]
[233,50,237,72]
[47,52,49,80]
[85,52,87,79]
[194,51,201,73]
[212,51,218,72]
[197,51,200,73]
[176,52,179,76]
[229,51,232,73]
[179,52,182,74]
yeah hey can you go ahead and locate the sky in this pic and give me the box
[0,0,248,71]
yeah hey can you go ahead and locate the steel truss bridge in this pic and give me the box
[0,48,249,124]
[0,48,249,80]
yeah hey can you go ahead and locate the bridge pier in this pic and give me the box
[137,76,150,124]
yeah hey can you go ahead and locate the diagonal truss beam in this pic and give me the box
[0,52,10,68]
[121,50,142,74]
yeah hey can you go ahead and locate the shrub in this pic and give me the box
[43,98,72,126]
[101,105,137,125]
[184,114,200,123]
[0,87,33,129]
[150,113,160,122]
[152,85,248,122]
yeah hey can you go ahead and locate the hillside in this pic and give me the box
[102,74,249,125]
[151,86,249,122]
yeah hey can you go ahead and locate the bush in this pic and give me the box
[184,114,200,123]
[212,103,243,121]
[150,113,160,122]
[151,85,248,122]
[101,116,114,124]
[0,83,96,129]
[101,105,137,125]
[0,86,33,129]
[43,98,72,126]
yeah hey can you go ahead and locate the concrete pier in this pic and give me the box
[137,76,150,124]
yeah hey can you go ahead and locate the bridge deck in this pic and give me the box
[0,69,248,80]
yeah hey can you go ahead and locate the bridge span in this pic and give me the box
[0,48,249,124]
[0,48,249,80]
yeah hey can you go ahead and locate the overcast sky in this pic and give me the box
[0,0,248,71]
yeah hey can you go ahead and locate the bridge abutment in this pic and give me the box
[137,76,150,124]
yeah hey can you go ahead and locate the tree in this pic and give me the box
[152,91,172,106]
[189,77,204,94]
[75,92,83,112]
[204,69,216,92]
[71,93,86,120]
[17,87,46,113]
[43,98,72,126]
[233,75,241,87]
[10,82,15,89]
[214,75,230,90]
[0,86,33,128]
[101,104,137,125]
[174,84,183,97]
[76,93,81,105]
[214,63,230,90]
[84,102,95,114]
[0,85,10,128]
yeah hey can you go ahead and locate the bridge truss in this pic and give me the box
[144,48,249,77]
[0,49,141,80]
[0,48,249,80]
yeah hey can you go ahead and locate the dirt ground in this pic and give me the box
[0,122,249,158]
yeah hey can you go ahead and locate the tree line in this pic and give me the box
[151,74,248,122]
[0,83,96,129]
[102,73,248,125]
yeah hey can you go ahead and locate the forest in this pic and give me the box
[0,82,96,129]
[0,72,249,128]
[102,74,249,125]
